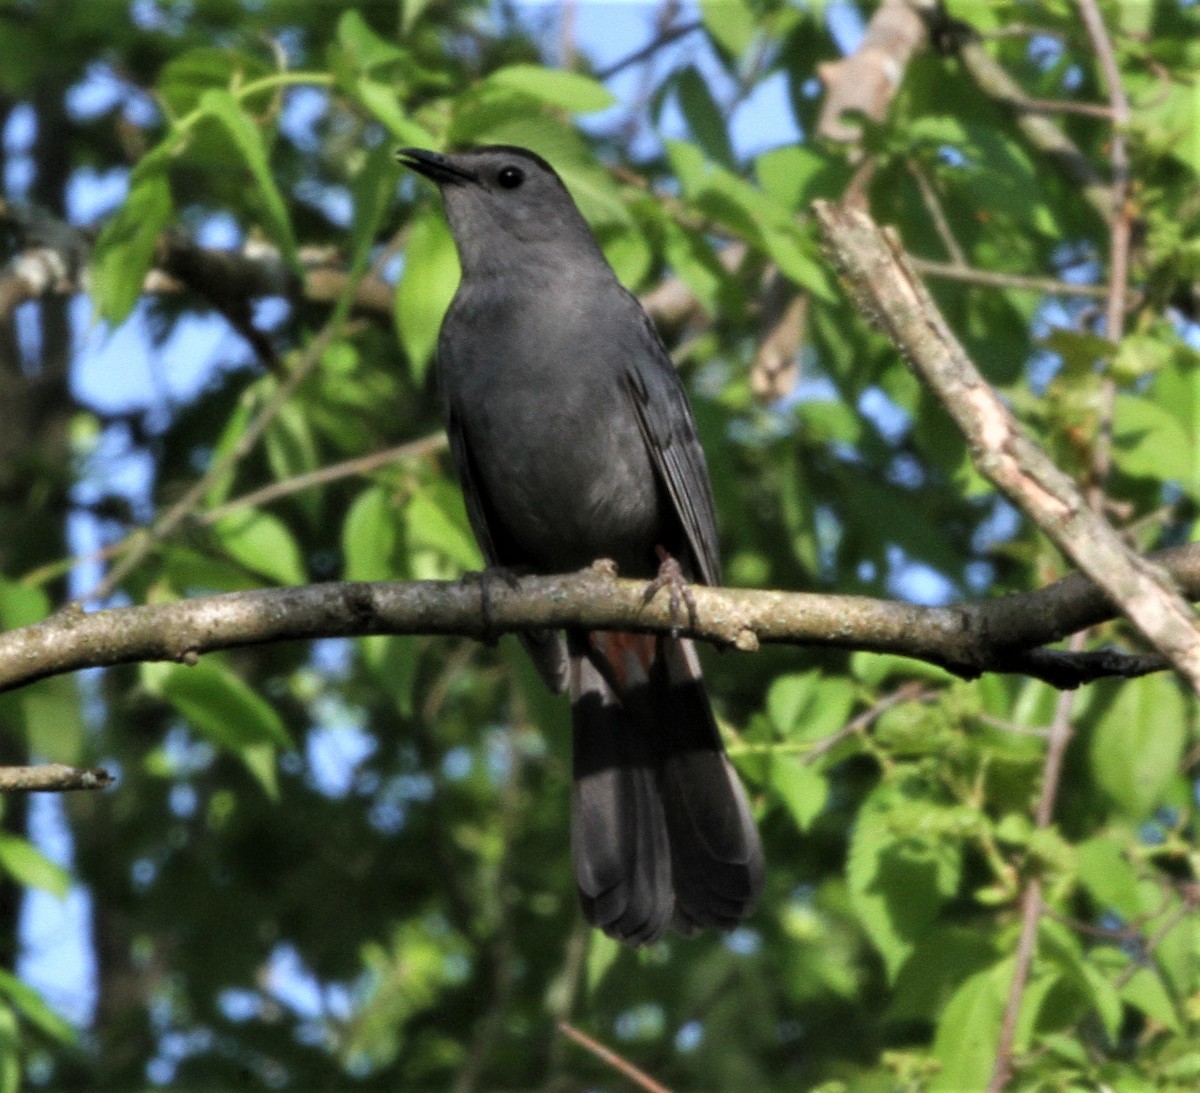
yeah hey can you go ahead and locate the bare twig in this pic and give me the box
[907,158,967,266]
[816,0,928,144]
[0,764,113,792]
[25,434,448,589]
[989,672,1082,1091]
[84,318,365,602]
[556,1020,673,1093]
[1076,0,1134,492]
[203,433,446,523]
[802,681,931,764]
[594,18,700,82]
[910,258,1110,299]
[988,877,1043,1092]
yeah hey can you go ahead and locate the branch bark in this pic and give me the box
[0,764,113,791]
[813,201,1200,694]
[4,547,1200,696]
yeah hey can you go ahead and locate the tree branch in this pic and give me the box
[5,547,1200,695]
[0,764,113,792]
[816,0,929,143]
[813,201,1200,694]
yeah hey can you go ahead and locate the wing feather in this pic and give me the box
[622,303,721,587]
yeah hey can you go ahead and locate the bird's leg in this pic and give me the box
[641,546,699,638]
[460,566,522,644]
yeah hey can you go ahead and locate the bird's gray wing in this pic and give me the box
[621,303,722,587]
[445,406,571,693]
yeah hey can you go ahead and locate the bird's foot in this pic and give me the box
[461,566,521,644]
[641,546,698,638]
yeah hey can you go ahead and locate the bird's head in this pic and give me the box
[397,145,604,279]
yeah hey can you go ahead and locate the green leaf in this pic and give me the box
[212,508,306,586]
[1041,328,1117,375]
[888,927,998,1022]
[404,482,482,576]
[766,671,819,735]
[1077,835,1142,919]
[0,578,48,629]
[1089,674,1186,819]
[21,675,85,764]
[203,393,256,508]
[160,661,291,795]
[483,65,615,114]
[0,968,76,1046]
[0,1005,17,1093]
[197,88,298,267]
[756,145,842,210]
[1111,393,1195,487]
[598,222,653,290]
[355,77,436,146]
[850,651,955,687]
[348,140,403,288]
[264,403,318,485]
[768,757,828,831]
[930,964,1008,1091]
[157,47,272,117]
[766,671,856,744]
[400,0,435,35]
[674,66,735,169]
[337,9,407,70]
[343,485,400,583]
[0,834,69,897]
[1120,964,1181,1031]
[395,205,460,379]
[847,776,963,980]
[662,219,727,317]
[586,932,622,993]
[90,159,172,325]
[760,221,836,300]
[700,0,758,59]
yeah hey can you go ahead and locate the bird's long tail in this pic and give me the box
[568,631,764,946]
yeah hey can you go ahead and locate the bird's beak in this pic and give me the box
[396,147,478,186]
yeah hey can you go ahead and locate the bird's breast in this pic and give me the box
[440,288,667,575]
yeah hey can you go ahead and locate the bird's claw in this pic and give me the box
[461,566,521,643]
[641,546,698,638]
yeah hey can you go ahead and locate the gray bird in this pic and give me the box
[397,145,764,945]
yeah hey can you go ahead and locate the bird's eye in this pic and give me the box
[497,165,525,189]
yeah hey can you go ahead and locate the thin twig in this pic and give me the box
[910,258,1110,299]
[1019,97,1114,119]
[556,1020,673,1093]
[83,318,365,602]
[25,434,447,589]
[1076,0,1134,493]
[1112,883,1200,990]
[0,764,113,792]
[988,878,1043,1092]
[594,19,700,81]
[907,159,967,266]
[988,672,1082,1091]
[803,681,931,764]
[203,433,446,523]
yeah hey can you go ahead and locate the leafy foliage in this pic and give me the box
[1,1,1200,1090]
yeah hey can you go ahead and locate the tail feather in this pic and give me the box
[570,651,672,944]
[656,636,764,929]
[568,631,763,946]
